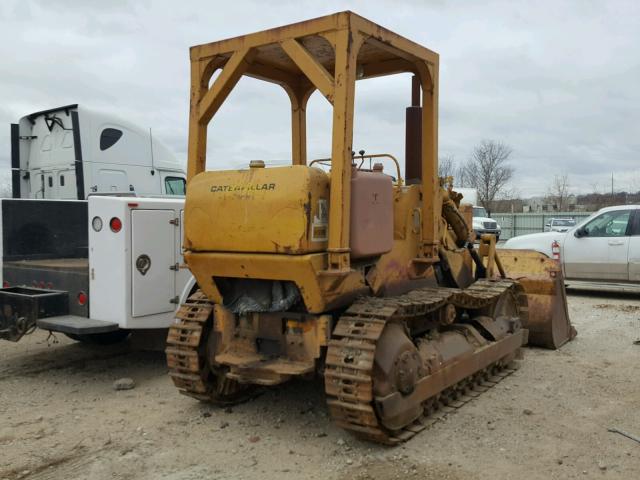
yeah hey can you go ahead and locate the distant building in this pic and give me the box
[490,198,525,213]
[522,194,584,213]
[577,191,640,211]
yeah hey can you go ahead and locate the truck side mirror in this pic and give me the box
[574,227,586,238]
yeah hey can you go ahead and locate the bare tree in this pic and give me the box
[546,173,570,211]
[461,140,514,213]
[438,155,455,179]
[629,174,640,194]
[455,163,471,188]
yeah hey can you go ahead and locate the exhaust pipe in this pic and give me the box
[405,75,422,184]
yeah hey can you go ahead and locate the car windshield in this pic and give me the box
[552,219,575,226]
[473,207,488,217]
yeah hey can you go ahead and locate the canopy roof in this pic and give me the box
[191,11,438,94]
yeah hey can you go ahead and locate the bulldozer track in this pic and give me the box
[166,281,527,443]
[166,290,214,399]
[324,279,527,444]
[166,291,245,403]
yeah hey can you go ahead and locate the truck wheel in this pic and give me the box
[65,329,130,345]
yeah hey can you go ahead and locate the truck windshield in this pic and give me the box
[473,207,488,217]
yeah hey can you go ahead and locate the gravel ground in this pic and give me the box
[1,292,639,480]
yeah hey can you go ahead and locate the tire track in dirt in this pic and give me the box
[0,350,135,381]
[3,445,120,480]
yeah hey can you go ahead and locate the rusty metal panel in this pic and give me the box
[499,249,577,348]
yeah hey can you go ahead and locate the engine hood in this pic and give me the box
[502,231,566,257]
[508,231,566,243]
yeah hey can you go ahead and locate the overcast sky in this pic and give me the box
[1,0,638,197]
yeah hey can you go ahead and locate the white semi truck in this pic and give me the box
[0,106,193,343]
[10,104,186,199]
[455,187,502,240]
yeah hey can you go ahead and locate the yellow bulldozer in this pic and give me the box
[166,11,575,444]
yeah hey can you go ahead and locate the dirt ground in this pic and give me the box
[1,292,639,480]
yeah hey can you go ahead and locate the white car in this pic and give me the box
[545,218,576,232]
[472,206,501,240]
[503,205,640,291]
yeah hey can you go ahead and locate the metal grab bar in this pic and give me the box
[309,153,403,186]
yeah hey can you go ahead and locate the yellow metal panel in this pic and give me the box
[360,58,417,79]
[285,85,314,165]
[190,13,345,61]
[245,62,301,87]
[326,28,363,271]
[187,59,209,182]
[185,251,367,313]
[185,10,443,282]
[185,165,330,255]
[420,61,440,258]
[350,13,439,65]
[280,39,334,103]
[198,48,255,124]
[190,12,438,65]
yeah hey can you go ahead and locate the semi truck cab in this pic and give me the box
[472,205,502,240]
[11,104,186,200]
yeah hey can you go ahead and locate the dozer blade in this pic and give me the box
[498,249,576,349]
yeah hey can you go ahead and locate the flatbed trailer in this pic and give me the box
[0,196,194,343]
